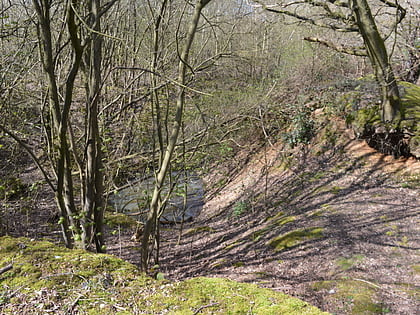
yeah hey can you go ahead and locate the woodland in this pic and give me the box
[0,0,419,314]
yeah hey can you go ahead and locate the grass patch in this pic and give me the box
[398,174,420,189]
[169,277,328,314]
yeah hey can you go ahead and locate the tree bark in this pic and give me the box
[32,0,80,248]
[351,0,401,122]
[81,0,105,253]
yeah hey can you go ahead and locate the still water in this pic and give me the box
[109,173,204,223]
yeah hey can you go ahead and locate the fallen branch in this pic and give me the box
[0,264,13,275]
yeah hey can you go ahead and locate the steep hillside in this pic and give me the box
[150,117,420,314]
[1,91,419,314]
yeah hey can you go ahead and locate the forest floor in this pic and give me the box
[1,119,419,314]
[106,120,420,314]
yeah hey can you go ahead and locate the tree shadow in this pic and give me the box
[157,139,419,312]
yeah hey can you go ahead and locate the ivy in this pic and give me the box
[283,107,315,148]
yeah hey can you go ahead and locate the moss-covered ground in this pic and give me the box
[0,236,327,314]
[311,279,388,315]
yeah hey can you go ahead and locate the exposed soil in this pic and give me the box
[1,121,419,314]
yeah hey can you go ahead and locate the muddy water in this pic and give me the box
[109,173,204,223]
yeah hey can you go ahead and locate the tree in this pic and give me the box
[352,0,402,122]
[254,0,407,122]
[398,1,420,84]
[140,0,213,271]
[29,0,114,251]
[81,0,106,252]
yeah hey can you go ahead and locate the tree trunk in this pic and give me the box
[81,0,105,253]
[351,0,401,122]
[33,0,82,248]
[33,0,112,251]
[140,0,212,271]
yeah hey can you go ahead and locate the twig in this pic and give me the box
[192,302,219,314]
[0,264,13,275]
[353,278,381,289]
[69,293,84,313]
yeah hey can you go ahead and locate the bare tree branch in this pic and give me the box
[304,36,367,56]
[253,0,358,32]
[0,124,55,192]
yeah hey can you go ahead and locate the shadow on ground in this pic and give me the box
[153,139,419,314]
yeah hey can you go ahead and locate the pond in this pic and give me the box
[109,173,204,224]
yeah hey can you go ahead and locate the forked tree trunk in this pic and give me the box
[33,0,83,248]
[33,0,107,251]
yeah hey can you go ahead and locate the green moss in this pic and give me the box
[253,212,296,243]
[104,212,138,228]
[411,265,420,275]
[0,236,143,313]
[398,82,420,156]
[399,81,420,129]
[224,240,244,251]
[352,105,381,136]
[312,279,387,314]
[307,209,325,217]
[336,255,365,271]
[266,227,323,252]
[266,211,284,222]
[0,236,140,291]
[0,236,326,314]
[274,216,296,226]
[337,280,384,314]
[385,224,398,237]
[164,277,328,314]
[312,185,343,195]
[267,212,296,226]
[183,225,216,236]
[251,227,270,242]
[320,204,336,213]
[330,186,343,194]
[233,261,244,268]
